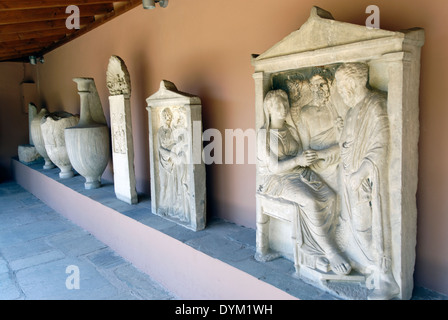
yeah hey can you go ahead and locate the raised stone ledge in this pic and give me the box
[10,158,446,300]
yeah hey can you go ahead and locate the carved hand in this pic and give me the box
[296,150,317,167]
[349,161,372,191]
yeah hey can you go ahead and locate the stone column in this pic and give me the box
[106,55,138,204]
[109,95,138,204]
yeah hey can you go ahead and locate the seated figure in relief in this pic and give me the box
[335,63,399,299]
[257,89,351,275]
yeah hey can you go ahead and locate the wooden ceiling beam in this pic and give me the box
[0,4,115,25]
[0,41,57,53]
[0,36,65,50]
[0,0,142,62]
[0,48,43,59]
[0,1,125,10]
[0,28,74,42]
[37,0,141,57]
[0,17,94,34]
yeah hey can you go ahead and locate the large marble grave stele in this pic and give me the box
[251,6,424,300]
[146,80,206,231]
[106,55,138,204]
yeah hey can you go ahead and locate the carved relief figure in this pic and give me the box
[335,63,399,300]
[171,110,190,221]
[112,111,126,154]
[158,108,176,212]
[285,78,309,128]
[297,74,343,191]
[257,89,351,275]
[157,107,191,222]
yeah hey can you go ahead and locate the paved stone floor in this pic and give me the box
[0,180,177,300]
[1,176,447,301]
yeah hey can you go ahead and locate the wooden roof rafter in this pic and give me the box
[0,0,142,62]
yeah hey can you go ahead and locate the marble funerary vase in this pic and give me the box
[41,111,79,179]
[30,108,55,170]
[65,77,110,189]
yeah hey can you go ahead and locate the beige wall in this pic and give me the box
[2,0,447,294]
[0,62,34,182]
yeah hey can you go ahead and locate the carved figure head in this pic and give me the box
[263,90,289,129]
[160,108,173,127]
[173,110,186,129]
[286,79,303,102]
[309,74,330,105]
[335,63,369,107]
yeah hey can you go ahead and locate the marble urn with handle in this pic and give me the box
[41,111,79,179]
[65,77,110,189]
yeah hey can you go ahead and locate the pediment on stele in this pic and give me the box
[253,6,407,62]
[146,80,201,107]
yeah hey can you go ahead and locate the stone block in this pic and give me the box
[18,144,42,164]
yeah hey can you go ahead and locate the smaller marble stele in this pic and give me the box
[146,80,206,231]
[18,103,42,164]
[106,55,138,204]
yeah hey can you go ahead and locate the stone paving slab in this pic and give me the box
[87,248,127,270]
[46,229,108,257]
[0,180,177,300]
[15,257,118,300]
[0,272,22,300]
[9,249,66,271]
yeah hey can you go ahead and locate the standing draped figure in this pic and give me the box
[336,63,399,300]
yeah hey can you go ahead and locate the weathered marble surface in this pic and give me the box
[18,103,42,164]
[252,6,424,300]
[41,111,79,179]
[30,108,55,170]
[106,55,131,97]
[107,55,138,204]
[18,144,42,163]
[146,80,206,231]
[28,103,37,145]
